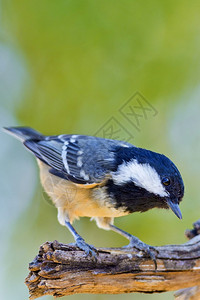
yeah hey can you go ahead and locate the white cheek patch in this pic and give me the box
[112,159,169,197]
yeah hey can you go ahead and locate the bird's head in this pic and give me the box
[111,147,184,218]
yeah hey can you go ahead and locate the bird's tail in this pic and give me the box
[3,126,44,142]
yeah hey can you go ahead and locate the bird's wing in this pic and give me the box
[24,134,133,185]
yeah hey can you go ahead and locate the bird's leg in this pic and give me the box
[108,224,157,269]
[65,220,98,258]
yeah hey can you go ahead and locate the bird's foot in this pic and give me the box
[75,237,98,260]
[123,235,157,269]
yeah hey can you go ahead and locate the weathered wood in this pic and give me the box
[25,220,200,299]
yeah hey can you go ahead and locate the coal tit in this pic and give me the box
[4,126,184,264]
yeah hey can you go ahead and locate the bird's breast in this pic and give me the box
[37,161,128,222]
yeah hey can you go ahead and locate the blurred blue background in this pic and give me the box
[1,1,200,299]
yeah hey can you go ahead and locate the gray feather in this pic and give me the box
[5,128,134,184]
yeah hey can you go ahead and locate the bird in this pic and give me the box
[4,126,184,266]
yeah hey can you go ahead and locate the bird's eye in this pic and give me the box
[162,177,171,186]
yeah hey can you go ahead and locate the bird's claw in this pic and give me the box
[76,237,98,260]
[123,236,157,270]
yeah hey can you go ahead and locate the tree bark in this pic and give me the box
[25,220,200,299]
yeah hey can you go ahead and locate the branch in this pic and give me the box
[25,221,200,299]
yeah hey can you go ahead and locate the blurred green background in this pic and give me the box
[1,1,200,299]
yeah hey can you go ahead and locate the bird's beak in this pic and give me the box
[167,199,182,219]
